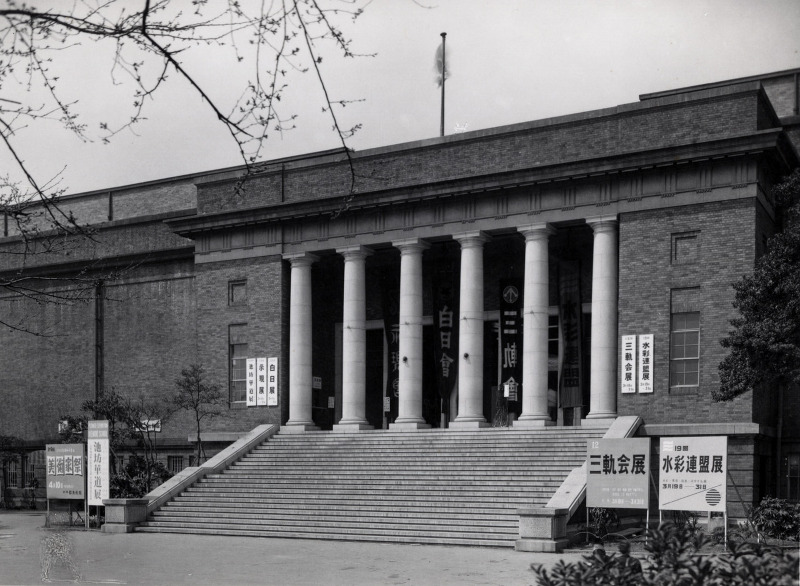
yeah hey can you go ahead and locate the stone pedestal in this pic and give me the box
[516,507,570,552]
[102,498,149,533]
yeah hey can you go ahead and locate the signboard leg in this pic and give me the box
[646,507,649,546]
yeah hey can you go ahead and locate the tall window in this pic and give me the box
[5,460,19,488]
[670,312,700,387]
[229,324,248,403]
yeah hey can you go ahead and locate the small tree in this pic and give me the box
[172,364,226,464]
[716,169,800,402]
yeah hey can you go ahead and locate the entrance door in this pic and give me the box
[365,328,384,428]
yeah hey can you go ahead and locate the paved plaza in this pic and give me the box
[0,511,584,585]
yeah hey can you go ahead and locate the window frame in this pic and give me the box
[228,280,247,306]
[230,341,249,403]
[669,311,700,388]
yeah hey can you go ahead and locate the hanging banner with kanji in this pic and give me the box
[267,357,278,406]
[638,334,654,393]
[499,279,522,404]
[256,357,267,406]
[246,358,257,406]
[587,438,650,509]
[432,261,459,413]
[659,436,727,512]
[621,335,636,394]
[558,261,583,408]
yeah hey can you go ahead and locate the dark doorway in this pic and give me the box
[365,328,385,428]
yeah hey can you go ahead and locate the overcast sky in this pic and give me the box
[3,0,800,197]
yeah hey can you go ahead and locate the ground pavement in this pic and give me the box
[0,511,587,585]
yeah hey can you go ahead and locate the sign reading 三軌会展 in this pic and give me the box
[587,438,650,509]
[46,444,85,500]
[87,420,110,506]
[621,335,636,394]
[659,436,727,512]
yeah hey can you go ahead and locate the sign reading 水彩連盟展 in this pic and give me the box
[587,438,651,509]
[46,444,85,500]
[87,420,110,506]
[638,334,654,393]
[659,436,727,512]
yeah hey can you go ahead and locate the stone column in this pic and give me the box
[585,216,619,421]
[283,253,319,431]
[451,231,490,428]
[334,246,373,431]
[515,223,555,427]
[390,238,430,430]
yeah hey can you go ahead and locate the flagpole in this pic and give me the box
[440,32,446,137]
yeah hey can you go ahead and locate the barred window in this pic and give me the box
[168,456,184,474]
[230,343,248,402]
[670,312,699,387]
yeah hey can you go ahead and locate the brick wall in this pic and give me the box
[617,198,759,425]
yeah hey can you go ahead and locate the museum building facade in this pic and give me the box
[2,68,800,514]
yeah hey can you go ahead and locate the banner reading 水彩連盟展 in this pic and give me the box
[659,436,727,512]
[638,334,654,393]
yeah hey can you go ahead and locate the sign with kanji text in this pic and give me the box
[256,357,267,406]
[45,444,85,500]
[246,358,257,406]
[659,436,727,512]
[87,420,110,506]
[267,357,279,406]
[621,335,636,394]
[638,334,654,393]
[499,279,522,406]
[587,438,651,509]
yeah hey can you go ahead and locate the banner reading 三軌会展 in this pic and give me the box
[587,438,650,509]
[659,436,727,512]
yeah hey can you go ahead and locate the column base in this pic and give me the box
[580,417,616,428]
[332,423,374,432]
[279,424,320,434]
[513,419,555,428]
[449,420,490,429]
[389,422,431,431]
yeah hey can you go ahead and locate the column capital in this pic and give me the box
[518,223,556,240]
[585,215,618,234]
[283,252,319,267]
[453,230,490,248]
[336,245,373,261]
[392,238,430,254]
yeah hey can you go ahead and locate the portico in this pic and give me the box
[282,216,619,432]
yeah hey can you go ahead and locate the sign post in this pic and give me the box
[87,421,110,525]
[659,436,728,544]
[45,444,86,527]
[587,438,651,542]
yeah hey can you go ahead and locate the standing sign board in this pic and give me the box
[87,420,110,506]
[659,436,727,512]
[587,438,651,508]
[45,444,85,499]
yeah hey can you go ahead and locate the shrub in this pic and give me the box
[746,496,800,542]
[587,507,619,540]
[531,522,799,586]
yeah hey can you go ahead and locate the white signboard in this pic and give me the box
[45,444,85,500]
[256,357,267,406]
[587,438,650,509]
[659,436,727,512]
[246,358,257,406]
[312,376,322,390]
[267,357,279,406]
[87,421,110,506]
[621,335,636,394]
[638,334,654,393]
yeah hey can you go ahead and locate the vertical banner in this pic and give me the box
[87,420,109,506]
[267,357,279,406]
[381,270,400,422]
[246,358,257,406]
[499,279,522,405]
[432,261,459,418]
[587,438,650,508]
[659,436,727,512]
[638,334,654,393]
[45,444,85,499]
[558,261,583,408]
[256,357,267,406]
[621,335,637,394]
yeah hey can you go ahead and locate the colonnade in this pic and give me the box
[282,216,619,431]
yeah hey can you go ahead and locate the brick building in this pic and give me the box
[1,68,799,522]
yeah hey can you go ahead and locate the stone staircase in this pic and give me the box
[137,427,604,547]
